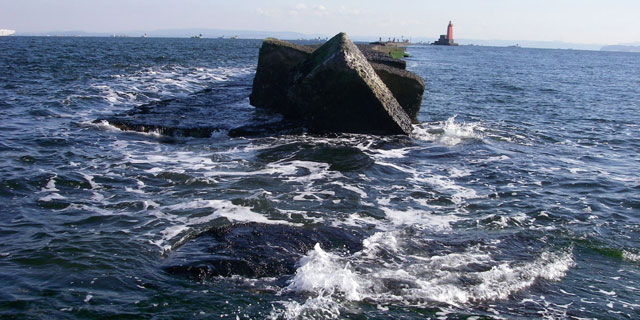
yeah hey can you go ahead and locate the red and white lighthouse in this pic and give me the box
[446,21,454,41]
[432,20,458,46]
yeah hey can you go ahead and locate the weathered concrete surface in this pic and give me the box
[249,38,313,117]
[370,62,425,123]
[249,34,424,133]
[287,33,413,135]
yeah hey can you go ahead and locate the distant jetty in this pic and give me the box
[369,40,410,59]
[0,29,16,36]
[432,21,458,46]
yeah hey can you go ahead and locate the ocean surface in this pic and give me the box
[1,36,639,319]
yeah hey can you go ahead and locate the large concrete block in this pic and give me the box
[287,33,412,135]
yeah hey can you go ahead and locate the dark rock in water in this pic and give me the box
[227,119,305,137]
[370,62,425,123]
[93,81,256,138]
[163,222,364,279]
[293,145,375,172]
[249,38,313,118]
[249,33,422,135]
[287,33,413,135]
[95,117,224,139]
[96,34,422,138]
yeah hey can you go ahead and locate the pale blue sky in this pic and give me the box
[2,0,639,44]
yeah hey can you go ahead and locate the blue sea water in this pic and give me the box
[1,36,639,319]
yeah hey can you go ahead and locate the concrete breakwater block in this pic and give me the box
[250,33,425,135]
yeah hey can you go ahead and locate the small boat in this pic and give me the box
[231,35,239,40]
[191,34,203,39]
[0,29,16,37]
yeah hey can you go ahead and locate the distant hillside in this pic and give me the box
[16,28,307,40]
[600,45,640,53]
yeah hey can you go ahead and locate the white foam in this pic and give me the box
[335,213,388,229]
[38,193,67,202]
[598,289,616,296]
[380,207,460,230]
[411,173,480,205]
[449,167,471,178]
[360,145,412,159]
[283,231,575,312]
[164,199,287,225]
[151,199,297,252]
[332,181,367,199]
[91,65,255,111]
[440,116,482,146]
[568,167,588,174]
[90,192,105,202]
[360,231,401,257]
[80,173,99,189]
[413,116,483,146]
[622,250,640,262]
[411,125,437,142]
[44,176,58,192]
[125,187,146,195]
[269,293,342,320]
[287,243,363,301]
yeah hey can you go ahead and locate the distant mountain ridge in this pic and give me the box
[12,27,638,52]
[600,44,640,53]
[16,28,307,40]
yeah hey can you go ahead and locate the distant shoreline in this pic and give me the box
[7,32,638,53]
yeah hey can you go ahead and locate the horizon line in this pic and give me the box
[8,28,639,49]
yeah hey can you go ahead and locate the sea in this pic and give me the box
[0,36,639,319]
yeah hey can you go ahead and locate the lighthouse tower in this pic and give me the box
[432,21,458,46]
[447,21,454,43]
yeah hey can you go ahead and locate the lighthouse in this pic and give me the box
[432,21,458,46]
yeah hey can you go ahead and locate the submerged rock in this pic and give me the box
[94,81,255,138]
[163,222,364,279]
[227,119,304,137]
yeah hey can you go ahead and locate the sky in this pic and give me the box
[1,0,639,45]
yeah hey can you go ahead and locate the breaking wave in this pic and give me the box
[272,231,574,318]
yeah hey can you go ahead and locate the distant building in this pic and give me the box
[432,21,458,46]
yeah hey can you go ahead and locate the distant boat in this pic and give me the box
[191,34,203,39]
[0,29,16,37]
[231,35,238,40]
[142,33,148,38]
